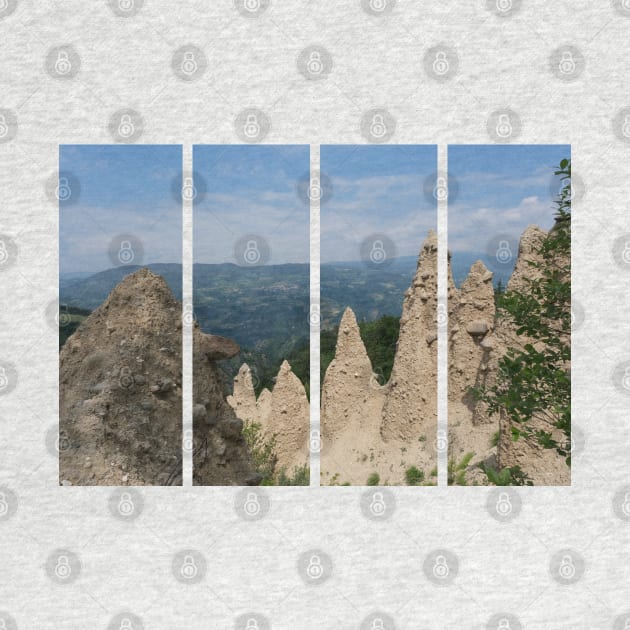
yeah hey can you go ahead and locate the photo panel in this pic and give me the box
[58,144,183,486]
[447,145,571,486]
[192,145,310,486]
[320,145,438,486]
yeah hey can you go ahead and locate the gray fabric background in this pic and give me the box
[0,1,628,628]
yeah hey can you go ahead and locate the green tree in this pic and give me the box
[472,159,571,467]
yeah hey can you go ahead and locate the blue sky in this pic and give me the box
[448,144,571,254]
[193,145,309,264]
[320,145,437,263]
[60,145,182,274]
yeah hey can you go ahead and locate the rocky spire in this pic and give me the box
[506,224,548,292]
[264,360,309,471]
[448,258,495,424]
[60,268,258,486]
[229,360,309,474]
[321,307,379,439]
[380,230,438,442]
[227,363,258,423]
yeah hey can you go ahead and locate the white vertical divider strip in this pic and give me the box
[437,144,448,488]
[310,144,321,487]
[182,144,193,487]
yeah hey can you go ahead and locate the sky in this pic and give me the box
[193,145,310,264]
[59,145,182,274]
[320,145,437,263]
[448,144,571,255]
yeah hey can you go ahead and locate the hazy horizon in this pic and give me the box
[320,144,438,264]
[193,145,310,265]
[59,145,183,275]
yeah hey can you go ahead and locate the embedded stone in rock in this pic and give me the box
[466,320,490,337]
[193,404,207,422]
[245,472,264,486]
[220,417,244,441]
[479,336,495,350]
[426,332,437,345]
[197,333,240,361]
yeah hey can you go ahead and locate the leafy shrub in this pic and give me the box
[448,452,474,486]
[243,421,310,486]
[481,463,533,486]
[277,465,310,486]
[471,159,571,464]
[242,421,277,485]
[405,466,425,485]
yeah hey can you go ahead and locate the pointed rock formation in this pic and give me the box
[321,307,380,438]
[262,360,309,472]
[448,258,496,425]
[60,268,258,486]
[320,236,436,485]
[506,224,548,292]
[380,230,438,443]
[229,360,309,475]
[320,222,569,486]
[60,268,184,485]
[447,224,570,485]
[227,363,258,423]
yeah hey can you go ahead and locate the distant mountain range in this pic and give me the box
[60,254,515,352]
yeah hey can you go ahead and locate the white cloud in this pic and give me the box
[448,195,554,253]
